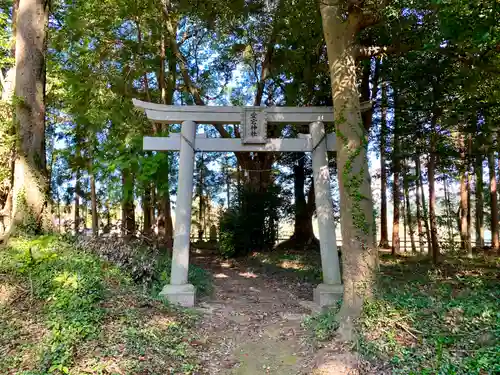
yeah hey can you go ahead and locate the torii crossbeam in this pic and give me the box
[133,99,343,307]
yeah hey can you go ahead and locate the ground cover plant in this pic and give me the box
[303,252,500,374]
[0,235,207,374]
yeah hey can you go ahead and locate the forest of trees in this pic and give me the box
[0,0,499,341]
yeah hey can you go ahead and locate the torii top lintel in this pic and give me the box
[132,99,335,125]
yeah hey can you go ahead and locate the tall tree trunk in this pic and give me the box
[104,198,111,233]
[74,169,80,233]
[443,176,454,245]
[9,0,50,234]
[403,161,416,253]
[143,183,152,235]
[392,104,401,256]
[197,154,204,241]
[414,156,425,253]
[90,166,98,236]
[290,153,315,244]
[121,168,135,237]
[320,3,378,341]
[416,155,432,254]
[460,171,468,250]
[379,82,390,248]
[225,154,231,207]
[475,155,484,248]
[459,133,469,252]
[428,119,440,263]
[0,0,19,236]
[466,135,472,257]
[155,43,175,248]
[402,189,407,252]
[488,152,499,250]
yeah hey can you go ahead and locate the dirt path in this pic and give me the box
[192,254,361,375]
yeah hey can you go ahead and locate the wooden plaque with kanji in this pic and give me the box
[241,107,267,144]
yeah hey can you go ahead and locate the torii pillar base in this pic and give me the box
[314,284,344,307]
[159,284,196,307]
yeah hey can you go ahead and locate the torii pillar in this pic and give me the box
[133,99,344,307]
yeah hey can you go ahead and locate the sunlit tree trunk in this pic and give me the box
[10,0,51,234]
[459,133,471,254]
[392,96,401,255]
[488,152,499,250]
[197,154,205,241]
[379,82,390,248]
[320,2,377,341]
[414,157,425,253]
[416,155,432,254]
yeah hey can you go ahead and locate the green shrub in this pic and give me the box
[77,236,213,298]
[219,185,281,257]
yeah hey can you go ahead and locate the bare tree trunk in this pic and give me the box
[466,135,472,257]
[475,155,484,248]
[155,44,175,248]
[379,82,390,248]
[74,169,80,234]
[9,0,51,235]
[402,189,407,252]
[443,176,454,245]
[460,171,468,250]
[403,161,416,253]
[197,154,204,241]
[414,156,425,253]
[143,183,152,235]
[416,155,432,254]
[459,133,470,252]
[121,168,135,237]
[225,154,231,207]
[90,166,98,236]
[392,109,401,256]
[320,2,378,341]
[428,119,440,263]
[289,153,316,244]
[488,152,499,250]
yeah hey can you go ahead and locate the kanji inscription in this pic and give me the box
[241,107,267,144]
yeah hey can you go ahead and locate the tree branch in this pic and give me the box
[161,2,231,139]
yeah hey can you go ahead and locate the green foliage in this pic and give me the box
[1,235,107,372]
[302,301,342,341]
[77,236,214,298]
[359,255,500,375]
[14,190,44,236]
[0,235,204,374]
[152,253,214,298]
[219,185,281,257]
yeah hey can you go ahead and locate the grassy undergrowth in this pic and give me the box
[359,255,499,375]
[0,235,209,374]
[297,252,499,374]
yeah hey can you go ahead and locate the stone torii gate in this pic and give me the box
[133,99,343,307]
